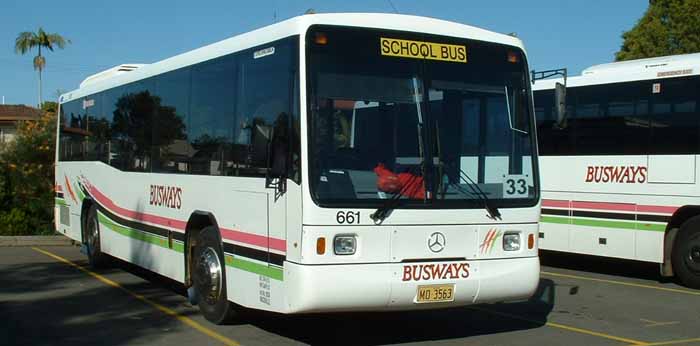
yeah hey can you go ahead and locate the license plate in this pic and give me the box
[416,284,455,303]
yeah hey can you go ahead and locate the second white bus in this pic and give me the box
[534,53,700,288]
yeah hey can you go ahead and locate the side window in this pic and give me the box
[59,100,86,161]
[84,93,112,163]
[234,39,294,176]
[569,82,649,155]
[111,79,156,172]
[650,77,700,154]
[103,86,126,169]
[153,68,191,174]
[189,55,236,176]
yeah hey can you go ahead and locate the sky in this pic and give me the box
[0,0,648,107]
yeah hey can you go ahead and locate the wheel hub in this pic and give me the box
[196,247,222,304]
[690,245,700,264]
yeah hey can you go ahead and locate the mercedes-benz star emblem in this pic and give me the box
[428,232,446,253]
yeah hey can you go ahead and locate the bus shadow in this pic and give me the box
[539,250,676,283]
[244,279,556,346]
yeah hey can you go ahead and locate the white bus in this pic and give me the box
[533,53,700,288]
[55,13,541,323]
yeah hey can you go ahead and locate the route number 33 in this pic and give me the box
[502,174,529,198]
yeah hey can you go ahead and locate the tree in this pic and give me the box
[41,101,58,114]
[0,109,56,235]
[14,28,70,107]
[616,0,700,61]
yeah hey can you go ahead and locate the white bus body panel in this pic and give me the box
[538,155,700,263]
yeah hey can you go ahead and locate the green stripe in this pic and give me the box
[541,215,666,232]
[98,212,178,250]
[55,198,68,206]
[74,182,85,201]
[489,231,501,253]
[225,254,284,281]
[97,211,282,280]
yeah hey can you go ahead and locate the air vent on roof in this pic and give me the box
[79,64,146,88]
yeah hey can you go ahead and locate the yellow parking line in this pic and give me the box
[635,337,700,346]
[541,271,700,296]
[471,307,649,345]
[32,247,240,346]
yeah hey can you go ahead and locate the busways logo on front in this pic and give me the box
[402,263,470,282]
[585,165,647,184]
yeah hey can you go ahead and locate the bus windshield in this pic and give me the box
[307,26,538,208]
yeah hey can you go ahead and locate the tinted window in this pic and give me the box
[534,89,574,155]
[649,77,700,154]
[58,100,87,161]
[84,93,111,163]
[59,35,301,180]
[569,82,649,155]
[110,79,156,171]
[535,80,654,156]
[153,68,191,173]
[234,38,297,177]
[189,56,236,176]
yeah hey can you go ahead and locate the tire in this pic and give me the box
[192,226,237,324]
[672,216,700,289]
[85,206,109,268]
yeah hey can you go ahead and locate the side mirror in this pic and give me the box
[554,82,567,127]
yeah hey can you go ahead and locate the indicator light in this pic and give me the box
[316,237,326,255]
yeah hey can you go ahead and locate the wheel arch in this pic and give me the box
[662,205,700,277]
[184,211,221,287]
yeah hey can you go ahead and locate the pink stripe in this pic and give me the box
[88,184,188,230]
[544,198,677,215]
[571,201,636,212]
[637,204,678,215]
[86,182,286,252]
[220,227,286,252]
[542,199,569,208]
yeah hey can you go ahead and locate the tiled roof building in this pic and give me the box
[0,105,42,143]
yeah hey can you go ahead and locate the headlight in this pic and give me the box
[334,235,356,255]
[503,232,521,251]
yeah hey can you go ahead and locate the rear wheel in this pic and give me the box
[672,216,700,289]
[85,206,109,268]
[192,226,237,324]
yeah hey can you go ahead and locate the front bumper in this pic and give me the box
[284,256,540,313]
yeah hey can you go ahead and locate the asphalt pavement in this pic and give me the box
[1,246,699,346]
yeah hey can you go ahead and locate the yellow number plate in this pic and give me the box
[416,284,455,303]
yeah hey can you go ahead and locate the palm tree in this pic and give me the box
[15,28,70,107]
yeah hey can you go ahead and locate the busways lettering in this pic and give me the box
[149,185,182,209]
[402,262,470,282]
[585,166,647,184]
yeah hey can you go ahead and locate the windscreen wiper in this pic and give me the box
[440,165,501,220]
[434,121,500,220]
[457,169,501,220]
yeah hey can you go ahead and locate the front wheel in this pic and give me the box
[672,216,700,289]
[192,226,237,324]
[85,206,109,268]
